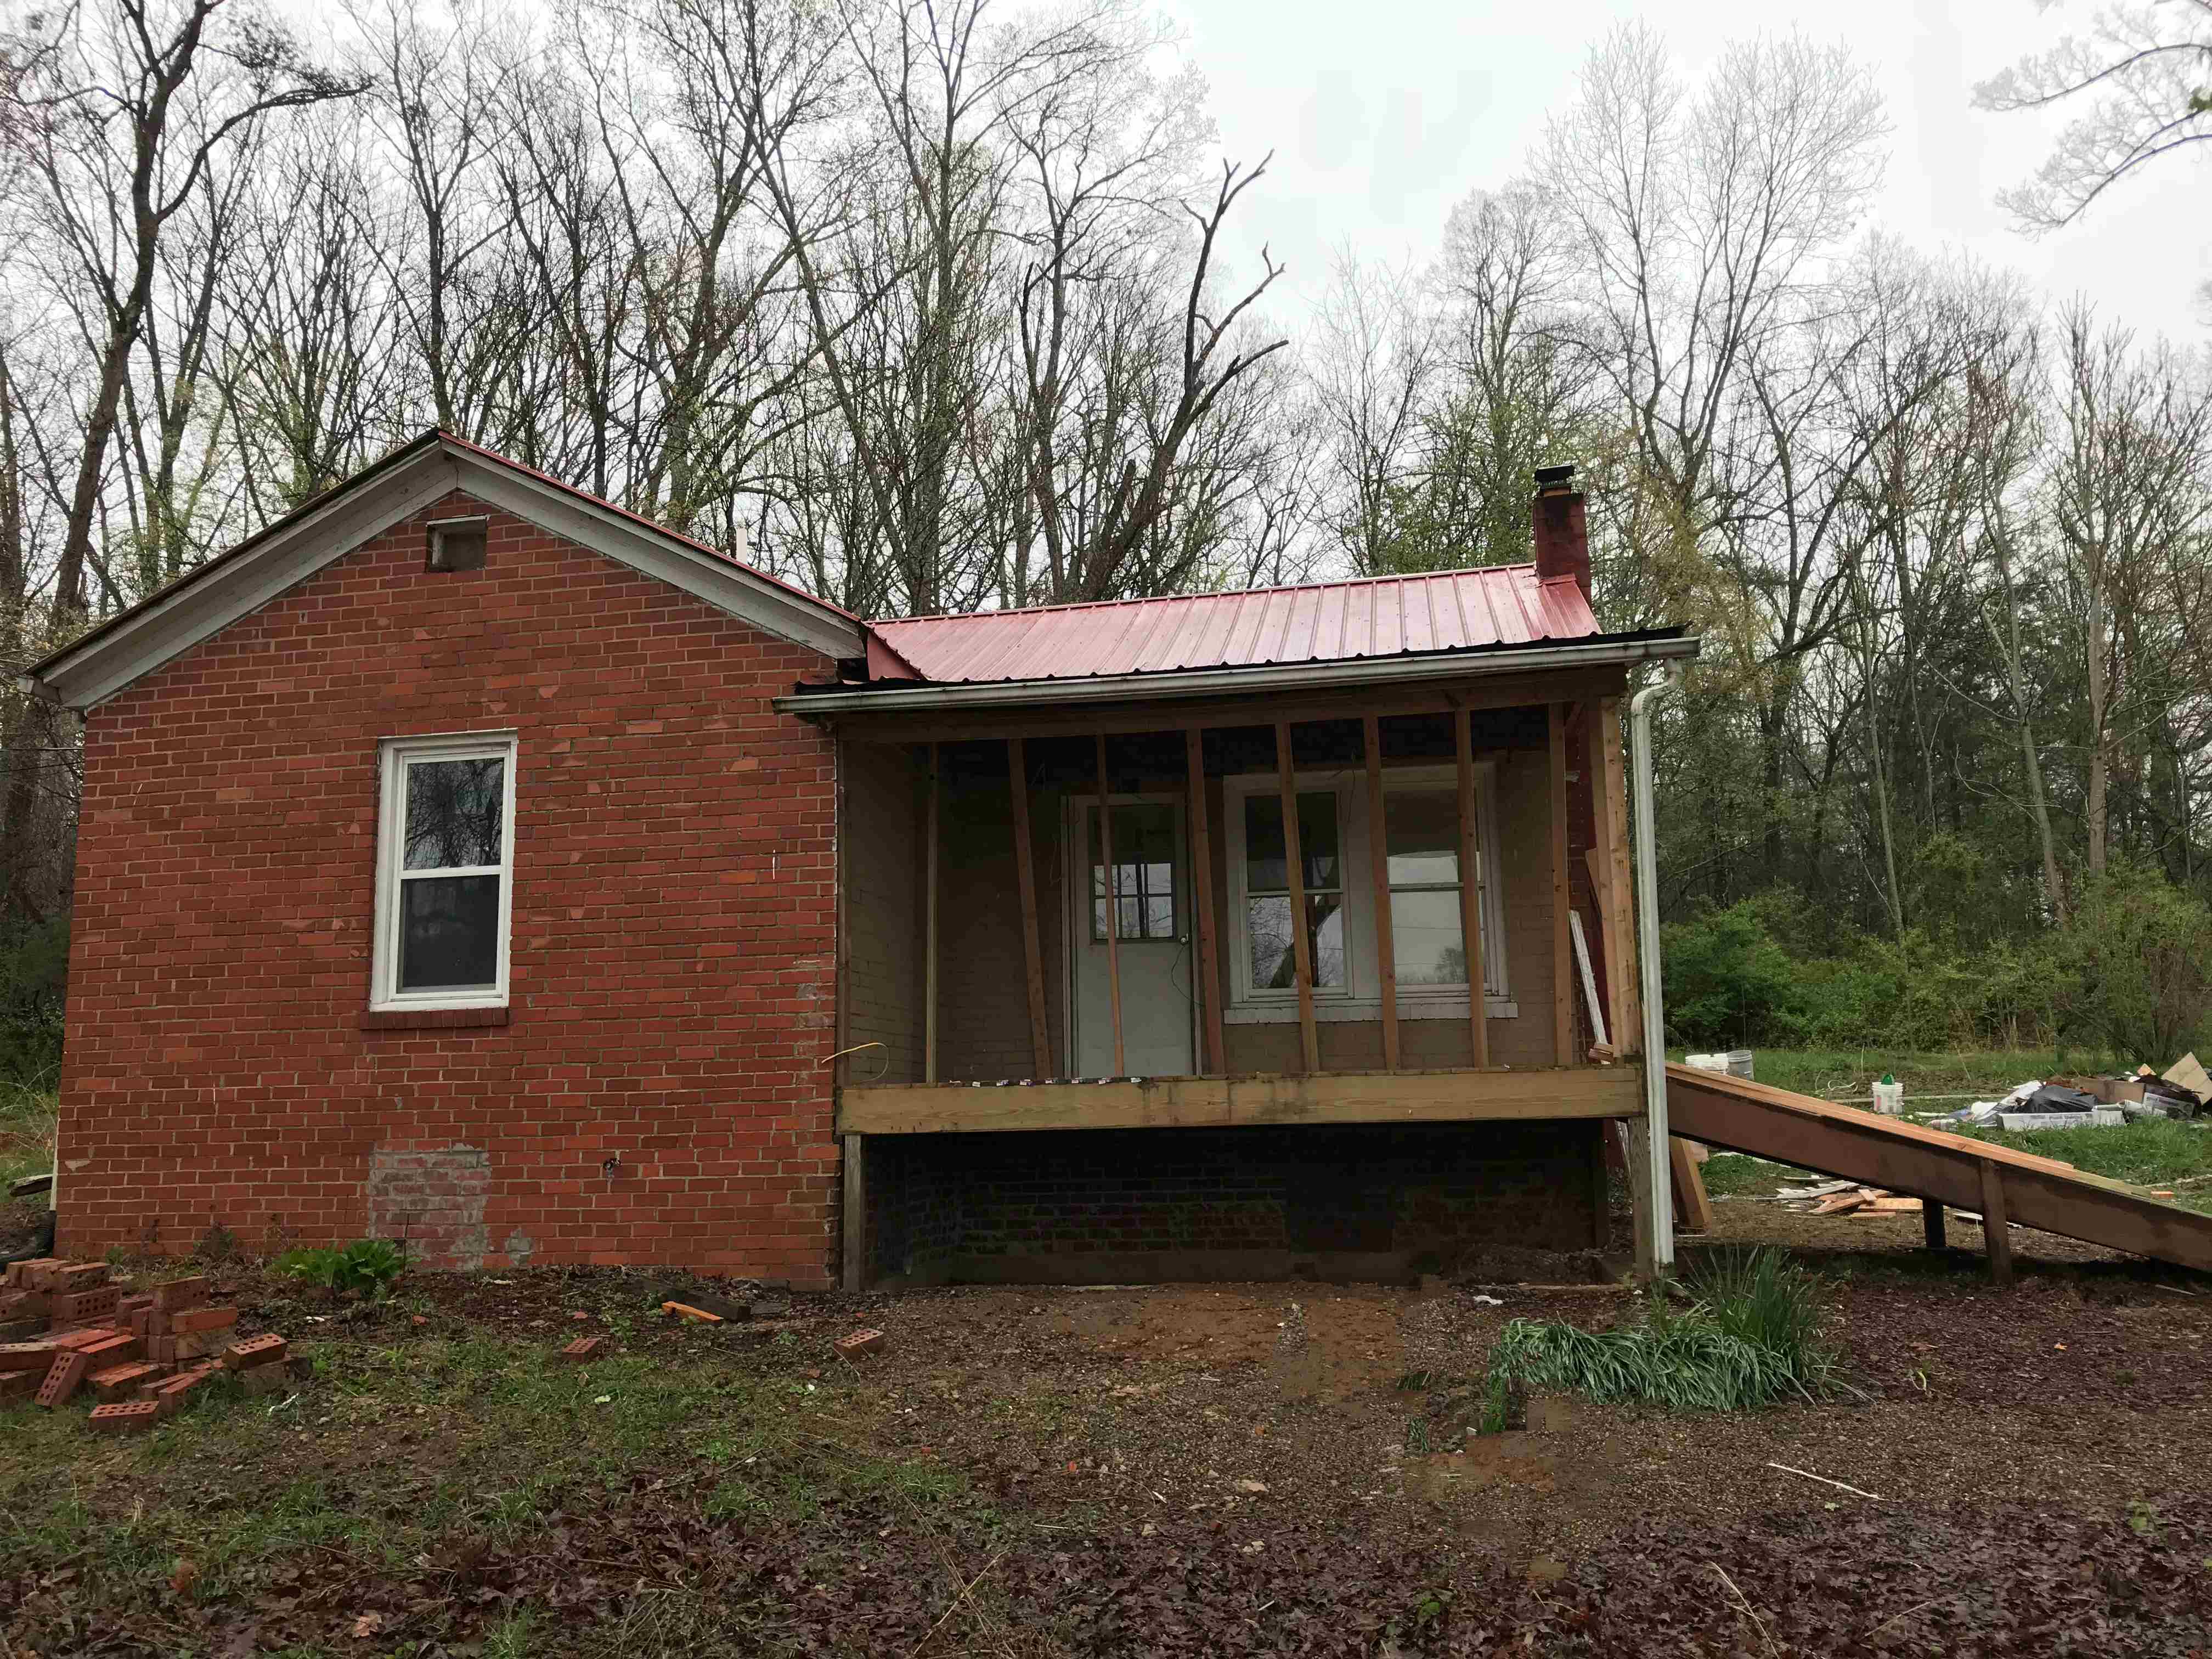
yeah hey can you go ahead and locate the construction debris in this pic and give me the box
[833,1328,887,1361]
[0,1257,298,1432]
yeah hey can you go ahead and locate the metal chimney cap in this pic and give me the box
[1532,463,1578,490]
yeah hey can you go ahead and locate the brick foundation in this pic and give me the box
[862,1122,1606,1284]
[58,492,843,1283]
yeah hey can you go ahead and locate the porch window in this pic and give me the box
[1222,765,1510,1020]
[1385,786,1470,987]
[1240,792,1346,991]
[371,732,516,1011]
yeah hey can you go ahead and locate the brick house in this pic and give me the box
[31,433,1696,1289]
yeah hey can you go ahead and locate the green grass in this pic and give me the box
[0,1334,958,1613]
[1690,1048,2108,1105]
[0,1082,55,1189]
[1950,1117,2212,1213]
[1486,1247,1839,1414]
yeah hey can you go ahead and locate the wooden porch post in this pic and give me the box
[1363,714,1400,1071]
[1186,727,1227,1076]
[1094,733,1126,1076]
[841,1132,867,1291]
[1599,698,1640,1054]
[1454,706,1489,1068]
[1979,1160,2015,1289]
[1275,721,1320,1073]
[924,743,939,1084]
[1549,702,1573,1065]
[1007,737,1052,1079]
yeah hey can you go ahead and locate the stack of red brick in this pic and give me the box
[0,1259,295,1434]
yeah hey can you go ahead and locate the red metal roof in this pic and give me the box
[865,566,1598,684]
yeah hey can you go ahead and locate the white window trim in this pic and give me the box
[1221,764,1515,1025]
[370,731,518,1012]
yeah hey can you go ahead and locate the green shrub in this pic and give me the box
[276,1238,408,1300]
[1661,901,1805,1047]
[1484,1246,1837,1413]
[0,917,68,1087]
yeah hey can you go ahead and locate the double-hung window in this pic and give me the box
[1222,765,1509,1021]
[371,733,516,1011]
[1238,789,1347,996]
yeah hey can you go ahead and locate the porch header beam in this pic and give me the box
[808,667,1632,747]
[837,1063,1643,1135]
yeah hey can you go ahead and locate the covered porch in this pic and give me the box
[802,650,1676,1286]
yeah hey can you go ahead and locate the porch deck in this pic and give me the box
[836,1063,1641,1135]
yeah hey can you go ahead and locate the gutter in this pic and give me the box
[774,633,1700,718]
[1630,662,1685,1276]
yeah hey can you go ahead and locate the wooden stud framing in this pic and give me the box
[1275,721,1320,1073]
[1454,707,1489,1068]
[1979,1160,2015,1289]
[1093,733,1126,1076]
[1007,737,1052,1079]
[1363,714,1400,1071]
[923,743,940,1085]
[1598,697,1640,1053]
[1185,728,1227,1076]
[1548,702,1573,1065]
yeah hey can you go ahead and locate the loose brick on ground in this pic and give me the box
[224,1333,287,1370]
[36,1351,89,1408]
[239,1361,290,1397]
[90,1362,161,1401]
[0,1369,38,1401]
[170,1306,238,1335]
[152,1278,208,1313]
[173,1329,233,1360]
[53,1263,110,1293]
[88,1401,159,1436]
[53,1286,121,1322]
[0,1342,56,1372]
[557,1336,604,1362]
[833,1329,887,1360]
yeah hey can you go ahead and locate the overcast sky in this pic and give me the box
[1164,0,2209,345]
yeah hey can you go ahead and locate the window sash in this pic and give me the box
[373,734,516,1011]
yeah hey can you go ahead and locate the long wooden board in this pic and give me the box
[838,1063,1643,1135]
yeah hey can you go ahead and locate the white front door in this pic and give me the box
[1066,795,1196,1077]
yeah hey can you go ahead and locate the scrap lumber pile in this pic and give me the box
[0,1259,298,1434]
[1777,1181,1925,1218]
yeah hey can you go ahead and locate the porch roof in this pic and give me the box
[864,563,1599,686]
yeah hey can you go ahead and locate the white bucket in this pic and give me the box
[1871,1080,1904,1115]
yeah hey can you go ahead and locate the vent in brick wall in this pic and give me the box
[426,517,489,572]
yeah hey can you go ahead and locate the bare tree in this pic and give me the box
[1976,1,2212,229]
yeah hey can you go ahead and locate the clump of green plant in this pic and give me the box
[1485,1247,1838,1414]
[275,1238,408,1300]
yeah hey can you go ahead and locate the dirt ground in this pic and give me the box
[5,1206,2211,1655]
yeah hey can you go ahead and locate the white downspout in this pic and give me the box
[1630,663,1684,1275]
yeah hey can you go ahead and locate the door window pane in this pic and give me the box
[398,873,501,990]
[1391,889,1467,986]
[404,757,505,870]
[1242,793,1340,892]
[1090,803,1177,941]
[1385,788,1460,885]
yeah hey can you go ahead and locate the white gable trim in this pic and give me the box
[31,439,861,711]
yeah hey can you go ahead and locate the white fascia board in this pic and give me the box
[35,441,863,711]
[772,633,1702,718]
[37,453,465,710]
[453,461,862,662]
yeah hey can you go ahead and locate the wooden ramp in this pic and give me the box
[1665,1064,2212,1283]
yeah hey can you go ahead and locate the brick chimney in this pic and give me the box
[1531,463,1589,601]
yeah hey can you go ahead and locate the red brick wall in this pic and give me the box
[58,490,844,1284]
